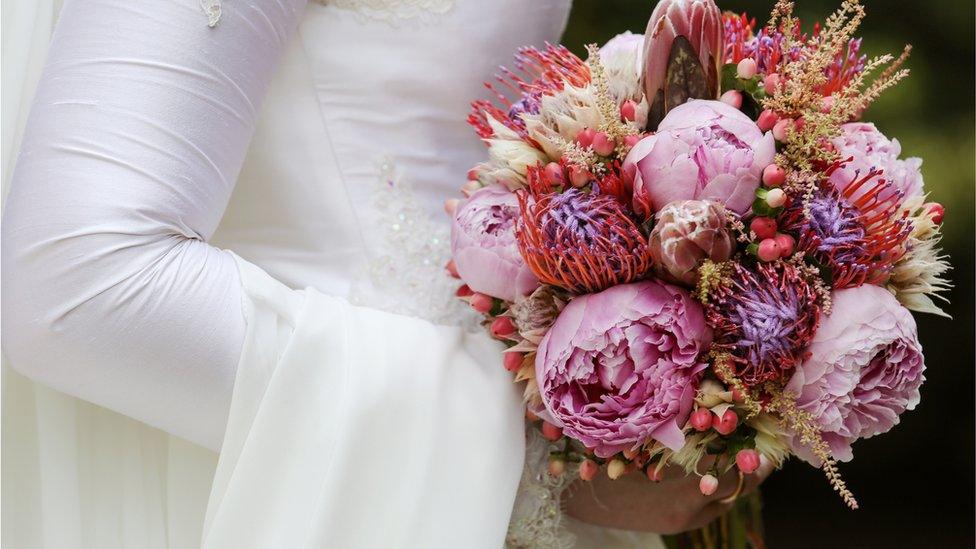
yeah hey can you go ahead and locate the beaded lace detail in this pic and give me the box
[349,158,476,328]
[507,429,577,549]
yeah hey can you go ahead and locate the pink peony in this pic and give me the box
[535,280,711,457]
[451,185,539,302]
[786,284,925,463]
[624,100,775,216]
[830,122,924,202]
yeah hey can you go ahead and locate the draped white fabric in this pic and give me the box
[1,0,667,546]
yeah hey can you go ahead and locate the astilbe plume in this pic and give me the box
[514,171,650,294]
[779,160,912,288]
[469,44,590,140]
[704,261,822,387]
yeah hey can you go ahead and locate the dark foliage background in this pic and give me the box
[561,1,976,546]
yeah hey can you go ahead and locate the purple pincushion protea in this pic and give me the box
[705,261,822,386]
[536,280,711,456]
[779,164,912,289]
[515,187,651,294]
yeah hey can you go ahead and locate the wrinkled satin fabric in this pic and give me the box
[2,0,574,547]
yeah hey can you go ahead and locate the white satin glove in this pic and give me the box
[2,0,306,449]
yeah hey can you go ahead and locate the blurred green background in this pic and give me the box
[563,1,975,546]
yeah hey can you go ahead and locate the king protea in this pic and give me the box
[642,0,724,129]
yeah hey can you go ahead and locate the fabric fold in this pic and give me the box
[203,256,527,548]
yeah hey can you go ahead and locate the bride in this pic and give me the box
[1,0,764,547]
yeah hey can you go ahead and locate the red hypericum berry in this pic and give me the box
[591,132,616,156]
[525,409,539,422]
[620,100,638,122]
[757,109,779,132]
[731,387,745,403]
[579,459,599,481]
[762,164,787,187]
[575,128,596,148]
[757,238,782,262]
[720,90,743,109]
[543,162,565,186]
[736,58,758,79]
[455,284,474,297]
[735,449,761,474]
[714,409,739,435]
[568,165,591,187]
[772,118,793,141]
[548,458,566,477]
[763,73,782,94]
[699,474,719,495]
[541,421,563,441]
[466,168,479,181]
[469,292,493,313]
[503,352,523,372]
[750,217,778,240]
[774,233,795,256]
[690,408,713,432]
[490,316,516,338]
[927,202,945,224]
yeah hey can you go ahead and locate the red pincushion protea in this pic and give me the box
[706,261,822,387]
[514,182,651,295]
[779,161,912,289]
[468,44,591,140]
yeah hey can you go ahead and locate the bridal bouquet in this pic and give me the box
[447,0,949,516]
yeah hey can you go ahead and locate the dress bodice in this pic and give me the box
[213,0,572,321]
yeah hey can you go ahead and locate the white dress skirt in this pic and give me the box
[1,0,664,547]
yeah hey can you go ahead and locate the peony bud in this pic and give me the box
[757,238,782,262]
[750,217,777,240]
[579,459,599,481]
[469,292,493,313]
[764,188,787,208]
[607,459,627,480]
[756,109,779,132]
[774,233,795,256]
[735,449,761,474]
[575,128,596,148]
[720,90,743,109]
[620,100,638,122]
[714,409,738,435]
[490,316,517,338]
[648,200,734,286]
[543,162,565,186]
[642,0,724,128]
[541,422,563,441]
[591,132,616,156]
[690,408,713,431]
[762,164,786,187]
[736,57,758,79]
[548,458,566,477]
[699,474,719,495]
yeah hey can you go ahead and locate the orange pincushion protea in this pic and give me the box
[514,182,651,295]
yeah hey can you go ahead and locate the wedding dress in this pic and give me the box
[1,0,663,547]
